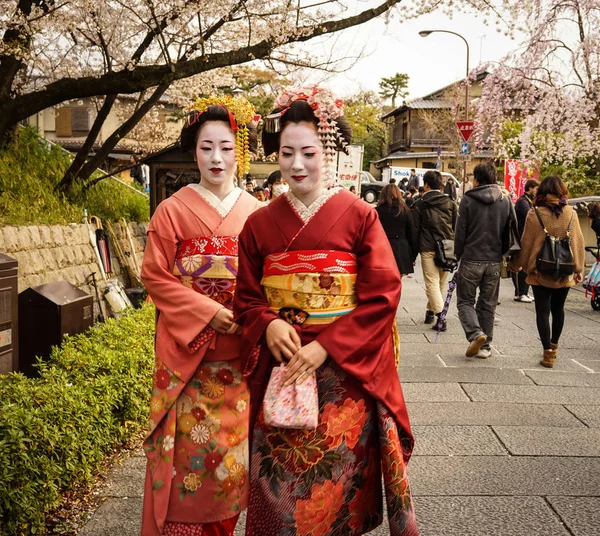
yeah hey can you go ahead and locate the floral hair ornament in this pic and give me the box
[186,94,257,176]
[265,86,348,183]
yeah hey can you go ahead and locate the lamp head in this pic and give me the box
[419,30,432,37]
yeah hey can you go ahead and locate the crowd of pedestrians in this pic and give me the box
[376,163,588,366]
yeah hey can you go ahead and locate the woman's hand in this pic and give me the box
[283,341,328,386]
[575,272,583,283]
[209,308,235,334]
[266,319,301,363]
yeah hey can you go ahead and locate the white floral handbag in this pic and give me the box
[262,365,318,430]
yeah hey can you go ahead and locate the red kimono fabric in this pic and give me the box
[233,189,418,536]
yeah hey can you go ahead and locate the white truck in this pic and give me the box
[383,166,458,188]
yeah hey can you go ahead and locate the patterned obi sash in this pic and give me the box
[261,250,358,326]
[173,236,238,309]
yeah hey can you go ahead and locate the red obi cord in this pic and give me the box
[263,250,358,276]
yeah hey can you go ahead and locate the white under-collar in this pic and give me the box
[187,183,243,217]
[286,187,341,224]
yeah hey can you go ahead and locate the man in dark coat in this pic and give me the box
[454,162,514,359]
[444,176,458,201]
[413,170,458,330]
[512,179,539,302]
[407,168,420,190]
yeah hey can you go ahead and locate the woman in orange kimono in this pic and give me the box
[140,96,262,536]
[233,87,418,536]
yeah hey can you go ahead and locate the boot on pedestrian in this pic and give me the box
[424,310,435,324]
[540,349,556,368]
[432,313,446,331]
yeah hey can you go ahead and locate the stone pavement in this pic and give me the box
[78,264,600,536]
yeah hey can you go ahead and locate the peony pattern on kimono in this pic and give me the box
[248,361,389,535]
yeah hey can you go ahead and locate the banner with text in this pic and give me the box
[504,160,541,203]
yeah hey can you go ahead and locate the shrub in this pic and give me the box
[0,127,150,225]
[0,304,155,535]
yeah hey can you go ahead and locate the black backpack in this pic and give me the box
[534,207,575,279]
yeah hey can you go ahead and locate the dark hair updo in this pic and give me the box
[180,105,257,154]
[261,99,352,157]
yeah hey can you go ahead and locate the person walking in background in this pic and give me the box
[399,176,409,192]
[405,186,419,208]
[140,96,262,536]
[454,162,513,359]
[376,183,418,277]
[265,169,288,201]
[129,154,144,186]
[510,176,585,368]
[513,179,539,303]
[588,201,600,244]
[407,168,420,190]
[413,170,458,330]
[459,174,473,200]
[253,186,266,202]
[444,176,458,202]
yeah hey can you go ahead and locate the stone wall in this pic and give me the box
[0,222,147,315]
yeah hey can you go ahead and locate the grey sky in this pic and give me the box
[319,10,520,101]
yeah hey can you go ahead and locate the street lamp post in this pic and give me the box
[419,30,470,192]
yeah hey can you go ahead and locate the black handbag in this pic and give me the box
[534,207,575,279]
[434,238,457,272]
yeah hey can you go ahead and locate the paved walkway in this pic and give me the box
[79,264,600,536]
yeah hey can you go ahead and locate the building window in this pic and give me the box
[55,108,91,137]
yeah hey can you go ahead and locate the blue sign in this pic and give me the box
[461,142,469,155]
[437,145,442,156]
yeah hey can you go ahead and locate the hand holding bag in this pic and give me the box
[262,365,318,430]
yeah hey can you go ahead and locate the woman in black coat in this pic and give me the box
[376,183,419,276]
[588,201,600,246]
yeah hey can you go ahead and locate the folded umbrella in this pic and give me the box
[434,266,459,343]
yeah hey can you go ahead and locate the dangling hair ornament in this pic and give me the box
[187,94,257,176]
[272,86,347,184]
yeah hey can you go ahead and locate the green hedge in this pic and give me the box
[0,304,155,535]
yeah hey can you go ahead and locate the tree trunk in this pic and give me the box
[56,95,118,193]
[74,82,170,189]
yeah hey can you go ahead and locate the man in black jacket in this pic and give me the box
[512,179,539,302]
[454,161,514,358]
[414,170,458,330]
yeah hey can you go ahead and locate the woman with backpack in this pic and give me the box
[509,176,585,368]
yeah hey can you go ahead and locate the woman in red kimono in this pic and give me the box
[233,87,418,536]
[140,96,262,536]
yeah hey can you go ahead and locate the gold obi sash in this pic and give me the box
[261,250,358,326]
[173,236,238,308]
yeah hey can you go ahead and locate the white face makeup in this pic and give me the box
[278,122,324,206]
[195,121,237,198]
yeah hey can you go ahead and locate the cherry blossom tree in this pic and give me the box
[1,0,520,191]
[474,0,600,192]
